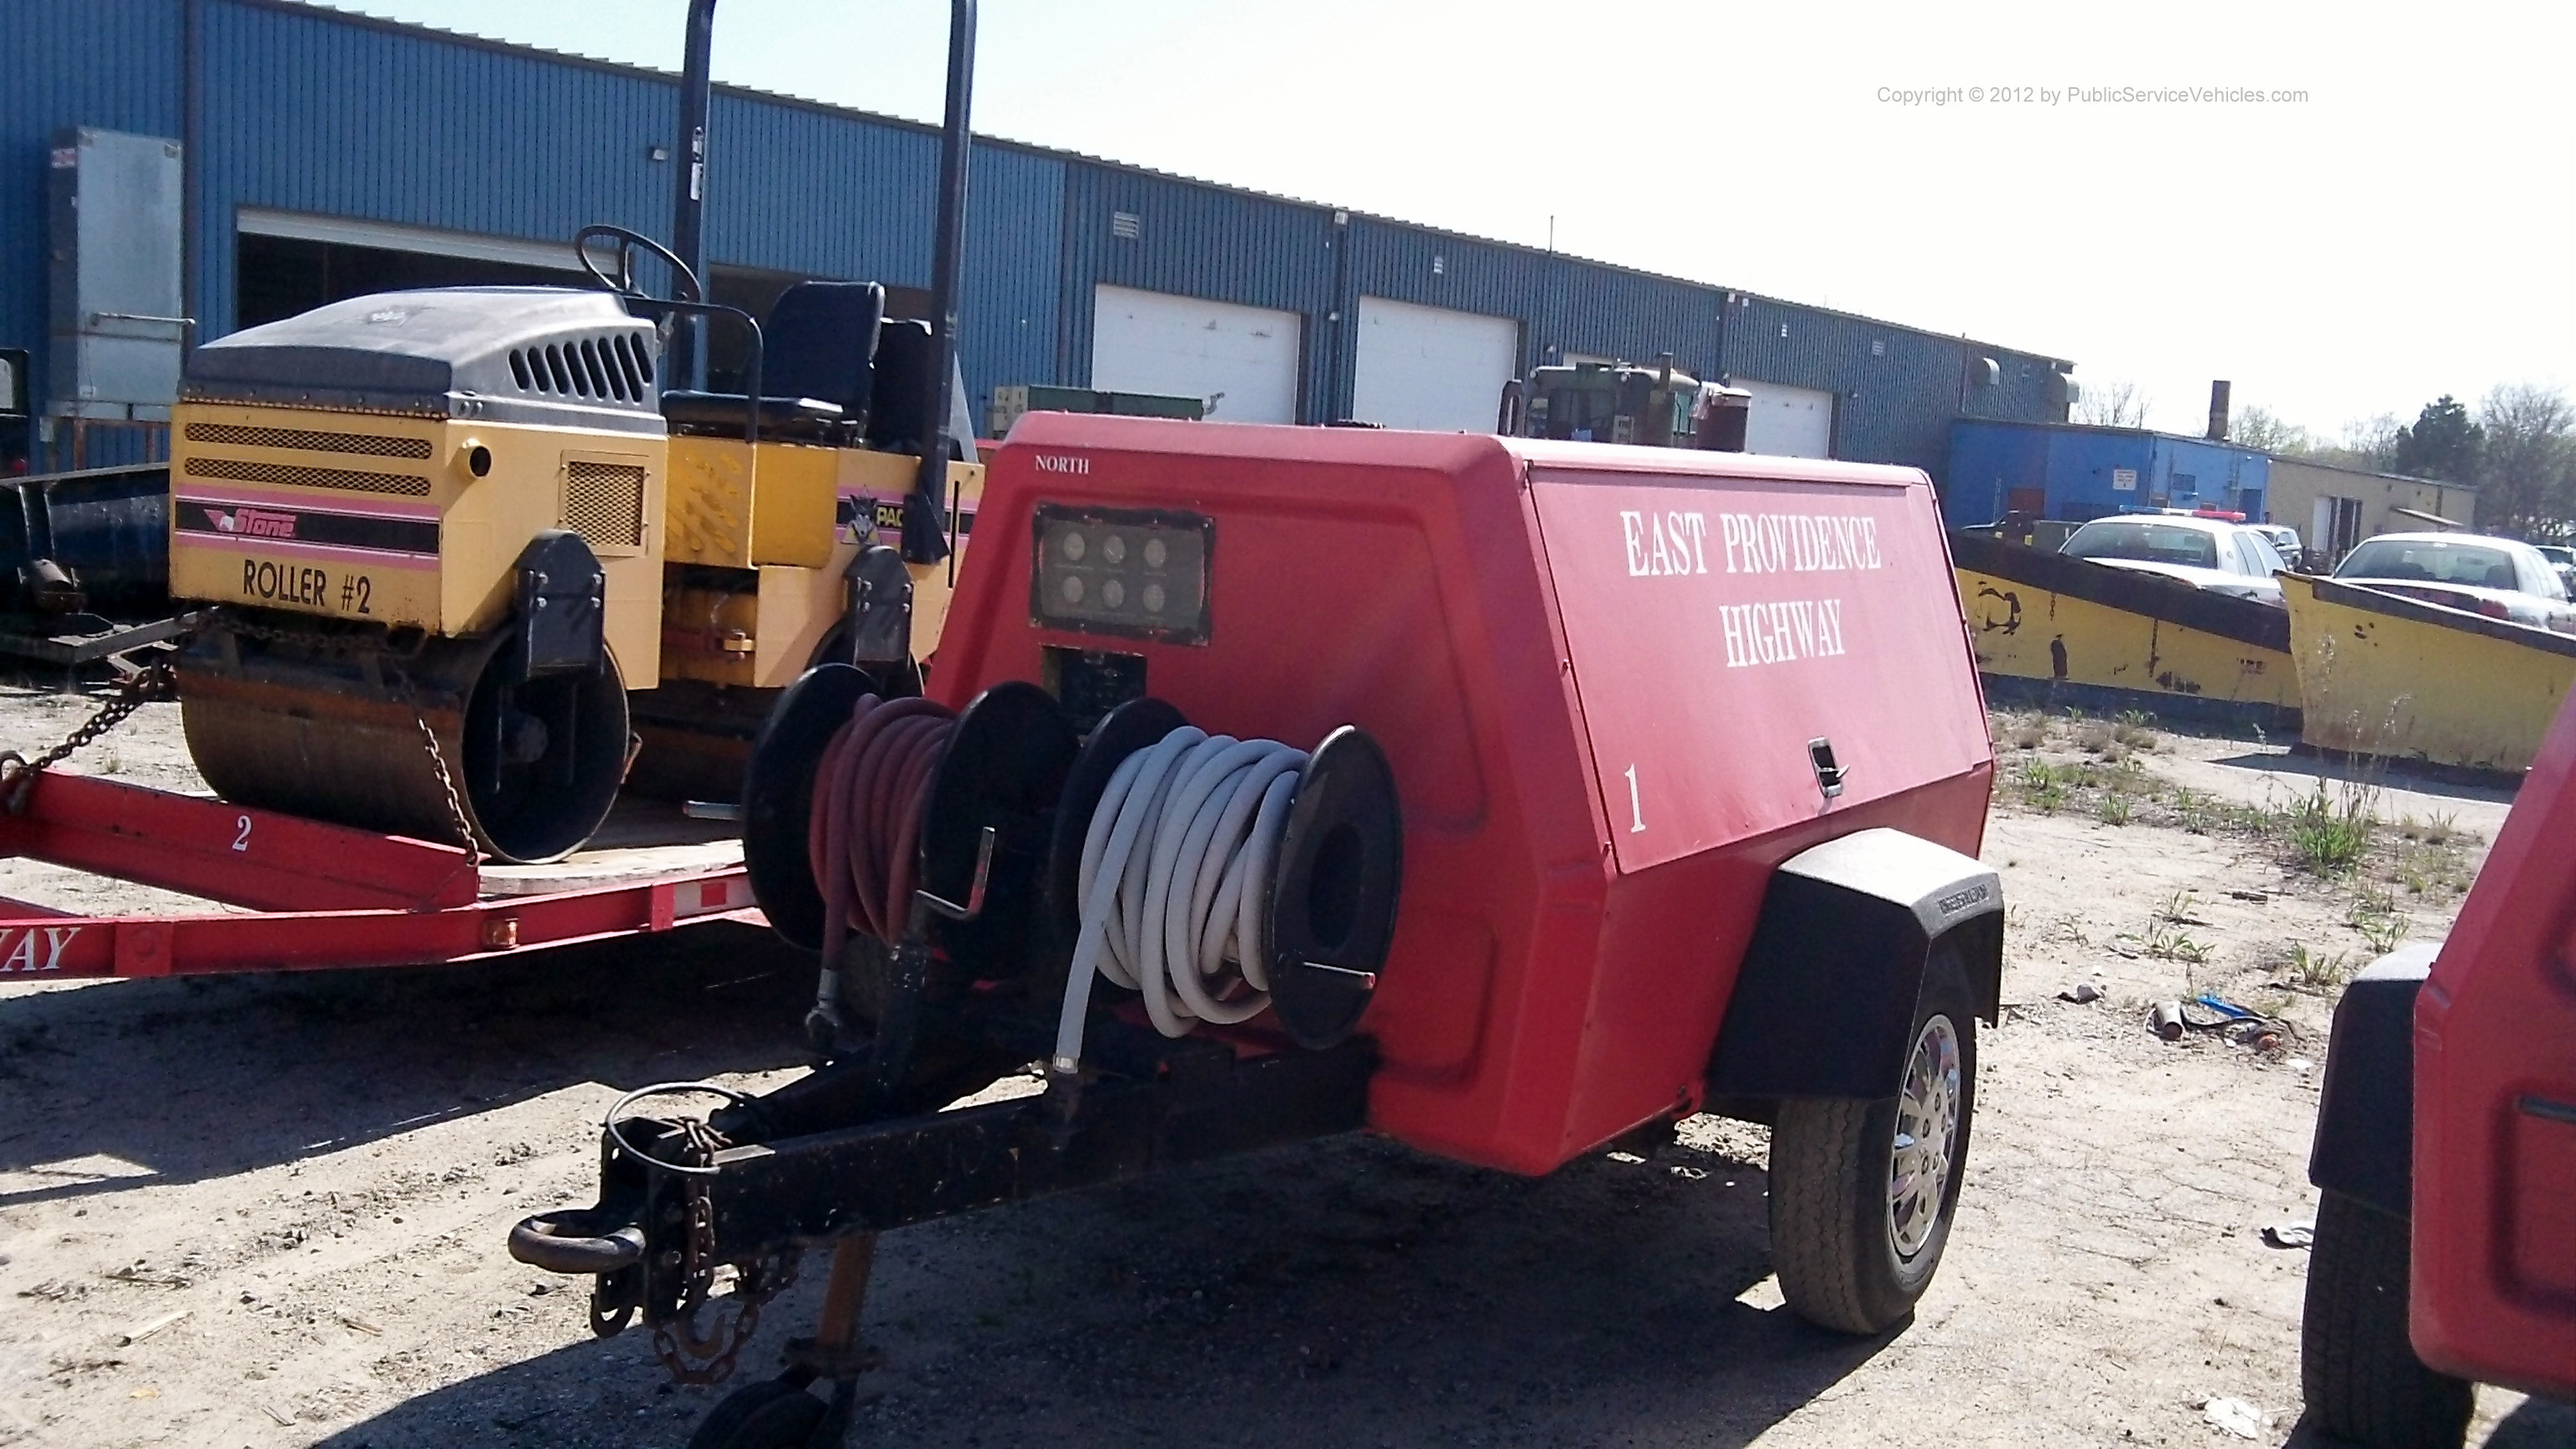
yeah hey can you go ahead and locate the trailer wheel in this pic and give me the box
[684,1378,825,1449]
[1768,948,1976,1335]
[2301,1190,2472,1449]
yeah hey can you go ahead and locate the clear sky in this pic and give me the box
[329,0,2574,437]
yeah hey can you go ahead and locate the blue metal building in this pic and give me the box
[3,0,2075,477]
[1946,418,2272,527]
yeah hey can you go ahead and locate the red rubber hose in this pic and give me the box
[808,693,958,948]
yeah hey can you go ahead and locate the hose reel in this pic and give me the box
[1045,696,1401,1055]
[741,673,1401,1056]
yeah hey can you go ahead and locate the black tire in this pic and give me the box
[1768,948,1977,1334]
[2301,1190,2473,1449]
[685,1378,828,1449]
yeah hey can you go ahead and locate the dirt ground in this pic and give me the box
[0,691,2569,1449]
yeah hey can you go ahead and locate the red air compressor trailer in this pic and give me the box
[512,416,2003,1448]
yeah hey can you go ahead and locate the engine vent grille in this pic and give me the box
[563,460,647,550]
[183,423,433,460]
[181,454,433,497]
[508,333,653,402]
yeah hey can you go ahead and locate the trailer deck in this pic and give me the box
[0,769,756,979]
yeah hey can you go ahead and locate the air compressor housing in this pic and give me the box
[932,413,1997,1174]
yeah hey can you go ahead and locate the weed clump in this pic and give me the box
[2285,778,2376,877]
[2276,941,2353,989]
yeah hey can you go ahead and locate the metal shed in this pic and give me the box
[1946,418,2274,527]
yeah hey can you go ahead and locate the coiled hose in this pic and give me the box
[808,695,958,1016]
[1053,726,1306,1071]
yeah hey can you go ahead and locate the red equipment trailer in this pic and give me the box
[2303,681,2576,1446]
[0,762,755,980]
[512,415,2005,1449]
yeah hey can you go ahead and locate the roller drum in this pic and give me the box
[179,620,631,865]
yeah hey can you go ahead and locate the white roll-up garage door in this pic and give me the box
[1088,284,1301,424]
[1737,378,1837,458]
[1350,296,1520,433]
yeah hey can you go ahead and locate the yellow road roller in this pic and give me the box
[166,243,979,864]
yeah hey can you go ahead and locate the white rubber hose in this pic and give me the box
[1051,728,1306,1072]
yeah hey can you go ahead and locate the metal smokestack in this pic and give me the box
[2207,380,2231,442]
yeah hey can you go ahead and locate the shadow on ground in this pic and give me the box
[313,1135,1881,1449]
[0,921,813,1208]
[2211,750,2518,807]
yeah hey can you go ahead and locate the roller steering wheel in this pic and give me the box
[574,223,704,304]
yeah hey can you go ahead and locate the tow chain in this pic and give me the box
[397,675,480,858]
[0,662,182,817]
[648,1116,802,1385]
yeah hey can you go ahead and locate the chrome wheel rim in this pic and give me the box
[1888,1014,1962,1259]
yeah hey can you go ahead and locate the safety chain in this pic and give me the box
[647,1118,801,1385]
[0,662,181,817]
[394,673,480,858]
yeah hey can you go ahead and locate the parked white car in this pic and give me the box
[2331,532,2576,632]
[2532,543,2576,597]
[2056,515,2289,606]
[2248,522,2305,572]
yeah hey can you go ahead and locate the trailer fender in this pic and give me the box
[2308,943,2438,1220]
[1706,828,2002,1103]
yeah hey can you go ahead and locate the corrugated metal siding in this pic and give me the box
[1950,419,2288,525]
[2043,428,2154,522]
[705,89,933,279]
[195,0,1066,420]
[958,147,1064,413]
[1060,161,1338,420]
[195,0,670,344]
[1721,294,2067,481]
[1345,219,1723,412]
[1946,418,2040,526]
[0,0,184,419]
[2150,435,2269,515]
[1945,418,2136,526]
[1524,262,1721,381]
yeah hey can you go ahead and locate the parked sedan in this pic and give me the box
[2248,522,2305,572]
[2057,515,2289,605]
[2331,532,2576,632]
[2533,543,2576,596]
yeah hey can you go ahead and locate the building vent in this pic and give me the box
[1870,340,1886,357]
[184,422,431,459]
[562,459,646,550]
[1110,211,1142,241]
[182,454,432,497]
[1432,255,1446,276]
